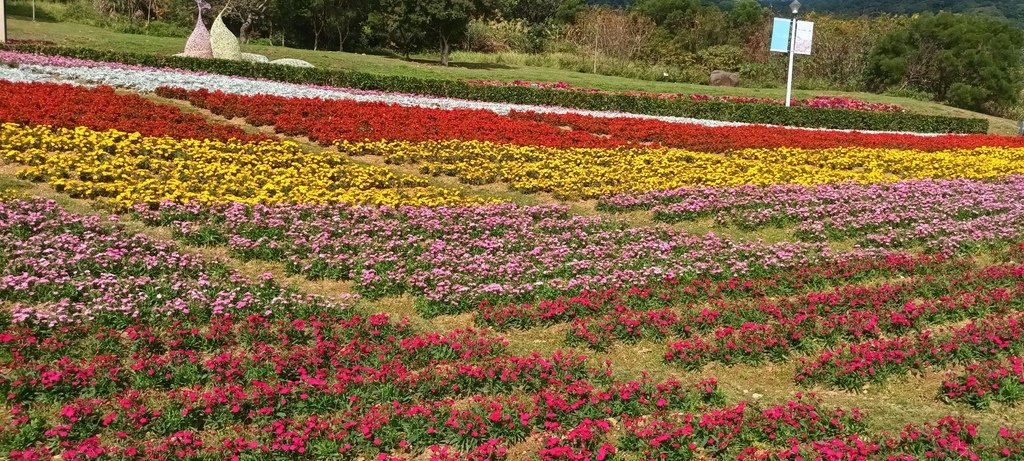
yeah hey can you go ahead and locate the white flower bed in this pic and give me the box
[0,64,52,83]
[0,55,948,136]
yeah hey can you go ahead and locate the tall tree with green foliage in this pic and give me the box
[865,12,1024,112]
[366,0,426,59]
[419,0,502,66]
[506,0,584,24]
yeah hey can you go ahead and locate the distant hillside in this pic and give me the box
[585,0,1024,25]
[794,0,1023,24]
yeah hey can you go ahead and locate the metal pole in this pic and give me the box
[0,0,7,45]
[785,17,796,107]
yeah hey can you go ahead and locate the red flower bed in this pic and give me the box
[940,356,1024,409]
[479,252,1024,361]
[0,81,264,142]
[795,313,1024,390]
[155,86,1024,151]
[508,111,1024,151]
[155,87,625,148]
[623,405,1017,460]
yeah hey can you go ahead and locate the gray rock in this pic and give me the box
[240,53,270,64]
[710,70,740,87]
[269,58,315,68]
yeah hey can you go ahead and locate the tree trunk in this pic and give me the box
[240,17,253,43]
[337,24,347,51]
[440,35,450,66]
[31,0,36,21]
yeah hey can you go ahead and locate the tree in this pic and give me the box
[865,12,1024,112]
[630,0,701,27]
[729,0,762,32]
[568,7,655,72]
[418,0,501,66]
[367,0,426,59]
[222,0,270,42]
[506,0,584,24]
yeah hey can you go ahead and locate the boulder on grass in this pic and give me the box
[269,58,315,68]
[710,70,739,87]
[240,53,270,63]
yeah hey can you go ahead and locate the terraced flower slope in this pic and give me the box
[1,62,1024,460]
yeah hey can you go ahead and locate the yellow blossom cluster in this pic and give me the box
[0,188,22,202]
[338,139,1024,198]
[0,123,479,210]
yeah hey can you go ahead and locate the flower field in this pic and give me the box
[3,55,1024,459]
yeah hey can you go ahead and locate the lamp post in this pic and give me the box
[785,0,801,107]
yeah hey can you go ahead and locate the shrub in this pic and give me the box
[865,12,1024,113]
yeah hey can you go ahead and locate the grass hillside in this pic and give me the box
[6,17,1022,135]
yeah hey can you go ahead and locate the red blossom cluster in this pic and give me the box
[154,87,624,148]
[154,86,1024,152]
[795,313,1024,390]
[0,81,265,141]
[480,251,1023,365]
[507,111,1024,151]
[0,289,729,460]
[940,356,1024,409]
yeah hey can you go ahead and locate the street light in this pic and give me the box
[785,0,802,106]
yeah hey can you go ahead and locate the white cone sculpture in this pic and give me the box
[182,0,213,58]
[210,8,243,61]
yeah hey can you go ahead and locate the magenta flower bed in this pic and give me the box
[795,313,1024,390]
[941,356,1024,409]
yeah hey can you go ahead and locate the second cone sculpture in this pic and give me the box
[182,0,213,58]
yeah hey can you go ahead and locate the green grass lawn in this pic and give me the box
[6,16,1022,135]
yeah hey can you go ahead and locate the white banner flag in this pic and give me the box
[794,20,814,55]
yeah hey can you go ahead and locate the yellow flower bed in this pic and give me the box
[0,123,478,209]
[339,139,1024,198]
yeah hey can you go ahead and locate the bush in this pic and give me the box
[2,44,989,134]
[865,12,1024,113]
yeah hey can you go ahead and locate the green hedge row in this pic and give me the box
[3,44,990,134]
